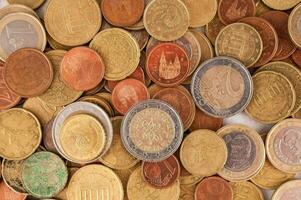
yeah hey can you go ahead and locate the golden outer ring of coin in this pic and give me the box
[0,108,42,160]
[59,114,107,163]
[0,12,46,61]
[230,181,264,200]
[217,125,266,182]
[245,71,296,124]
[180,129,228,177]
[0,4,39,20]
[89,28,140,81]
[215,23,263,68]
[266,119,301,173]
[272,180,301,200]
[7,0,45,9]
[79,96,115,117]
[288,3,301,48]
[262,0,300,10]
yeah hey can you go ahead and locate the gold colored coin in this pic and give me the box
[7,0,44,9]
[205,14,226,45]
[60,114,106,162]
[80,95,115,117]
[67,164,123,200]
[246,71,296,124]
[217,125,265,182]
[47,34,72,51]
[148,84,164,98]
[0,108,42,160]
[272,180,301,200]
[181,0,218,27]
[38,50,82,106]
[89,28,140,81]
[215,23,263,68]
[293,109,301,119]
[256,0,271,16]
[23,97,63,127]
[127,167,180,200]
[144,0,189,41]
[45,0,101,46]
[251,159,295,190]
[180,129,227,177]
[257,62,301,115]
[230,181,264,200]
[179,184,196,200]
[100,117,139,170]
[289,3,301,48]
[0,4,39,19]
[266,119,301,173]
[262,0,300,10]
[191,31,214,64]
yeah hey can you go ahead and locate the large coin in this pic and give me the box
[121,99,183,162]
[289,3,301,48]
[215,23,263,67]
[217,124,265,181]
[191,56,253,118]
[272,180,301,200]
[230,181,264,200]
[262,0,300,10]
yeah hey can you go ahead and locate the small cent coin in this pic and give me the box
[4,48,53,98]
[218,0,256,25]
[0,181,26,200]
[262,0,300,10]
[266,119,301,173]
[142,155,180,188]
[121,100,183,162]
[7,0,44,9]
[146,43,190,87]
[22,152,68,198]
[289,3,301,48]
[245,71,296,124]
[195,177,233,200]
[217,125,265,181]
[189,108,223,132]
[0,12,46,60]
[230,181,264,200]
[180,129,227,177]
[101,0,144,27]
[60,47,105,91]
[0,108,41,160]
[215,23,263,67]
[67,164,123,200]
[144,0,189,41]
[191,56,253,118]
[272,180,301,200]
[112,79,150,115]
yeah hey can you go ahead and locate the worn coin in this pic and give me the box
[289,3,301,48]
[205,15,225,45]
[230,181,264,200]
[7,0,44,9]
[255,0,271,16]
[272,180,301,200]
[0,181,26,200]
[121,100,183,162]
[191,31,214,64]
[129,29,149,51]
[262,0,300,10]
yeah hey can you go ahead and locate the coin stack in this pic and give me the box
[1,0,301,200]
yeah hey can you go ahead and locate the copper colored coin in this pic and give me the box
[261,11,297,61]
[195,177,233,200]
[112,78,150,115]
[292,49,301,68]
[146,43,190,87]
[4,48,53,98]
[190,108,223,132]
[101,0,144,27]
[218,0,256,25]
[60,47,105,91]
[240,17,278,67]
[0,181,26,200]
[142,155,180,188]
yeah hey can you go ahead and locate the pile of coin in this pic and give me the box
[1,0,301,199]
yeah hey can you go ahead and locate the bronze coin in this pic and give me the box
[60,47,105,91]
[101,0,144,27]
[190,108,223,132]
[142,155,180,188]
[205,15,226,45]
[218,0,256,25]
[261,11,297,61]
[4,48,53,98]
[0,181,26,200]
[195,176,233,200]
[240,17,278,67]
[292,49,301,69]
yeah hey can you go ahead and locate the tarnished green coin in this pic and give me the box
[21,152,68,198]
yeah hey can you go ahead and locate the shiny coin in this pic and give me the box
[230,181,264,200]
[7,0,44,9]
[0,12,46,60]
[0,108,41,160]
[266,119,301,173]
[191,56,253,118]
[22,152,68,198]
[262,0,300,10]
[0,4,39,20]
[180,129,227,177]
[121,99,183,162]
[0,181,26,200]
[215,23,263,67]
[272,180,301,200]
[246,71,296,124]
[289,3,301,48]
[144,0,189,41]
[217,125,265,181]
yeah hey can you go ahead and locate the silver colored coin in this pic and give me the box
[191,56,253,118]
[121,99,184,162]
[52,102,113,164]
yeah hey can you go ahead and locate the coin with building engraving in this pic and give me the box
[272,180,301,200]
[215,23,262,67]
[230,181,264,200]
[245,71,296,124]
[67,164,123,200]
[0,181,26,200]
[289,3,301,48]
[121,99,183,162]
[191,56,253,118]
[262,0,300,10]
[217,124,265,181]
